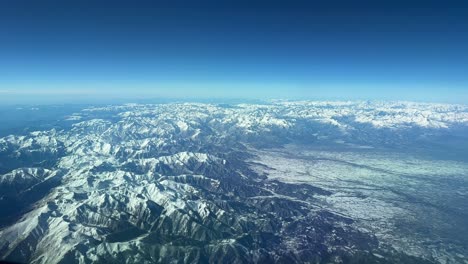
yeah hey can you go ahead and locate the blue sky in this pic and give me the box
[1,0,467,103]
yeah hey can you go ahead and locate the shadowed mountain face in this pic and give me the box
[0,101,467,264]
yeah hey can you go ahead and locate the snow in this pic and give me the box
[1,100,467,264]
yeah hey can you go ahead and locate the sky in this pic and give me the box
[0,0,468,104]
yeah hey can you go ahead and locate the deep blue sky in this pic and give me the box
[1,0,467,103]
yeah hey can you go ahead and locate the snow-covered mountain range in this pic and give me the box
[1,101,467,263]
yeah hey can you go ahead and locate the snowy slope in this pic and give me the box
[1,101,467,264]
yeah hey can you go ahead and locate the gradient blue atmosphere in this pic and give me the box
[1,0,467,104]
